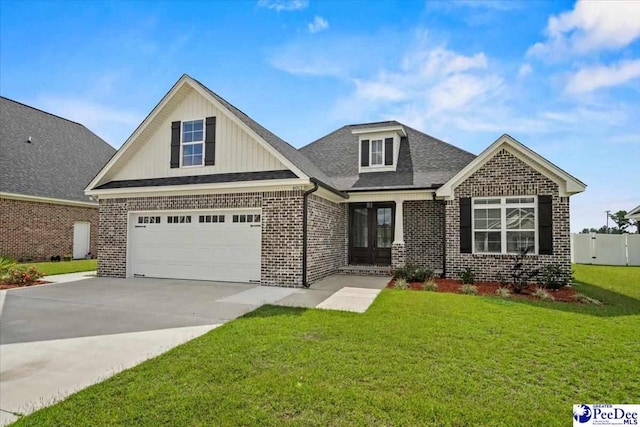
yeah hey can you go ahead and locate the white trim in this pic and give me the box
[357,132,399,174]
[85,75,310,193]
[345,189,434,203]
[86,178,310,198]
[436,134,586,199]
[351,125,406,136]
[471,196,538,255]
[0,192,98,208]
[180,119,205,168]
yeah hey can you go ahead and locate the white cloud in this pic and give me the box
[518,63,532,77]
[33,95,142,147]
[565,59,640,94]
[528,0,640,59]
[257,0,308,12]
[308,16,329,34]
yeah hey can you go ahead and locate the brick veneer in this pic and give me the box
[444,148,571,281]
[306,194,346,283]
[0,198,98,261]
[403,200,444,271]
[97,191,306,286]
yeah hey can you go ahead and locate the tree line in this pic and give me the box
[580,210,639,234]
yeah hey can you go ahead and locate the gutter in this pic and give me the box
[302,181,319,288]
[310,178,349,199]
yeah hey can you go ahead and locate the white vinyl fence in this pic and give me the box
[571,233,640,266]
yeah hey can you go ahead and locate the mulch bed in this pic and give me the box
[0,280,52,290]
[387,278,578,303]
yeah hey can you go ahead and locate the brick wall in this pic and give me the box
[97,191,306,286]
[403,200,444,272]
[444,148,571,281]
[306,194,346,283]
[0,197,98,262]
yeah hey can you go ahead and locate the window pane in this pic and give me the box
[474,231,501,253]
[353,208,368,248]
[193,130,203,141]
[184,145,193,156]
[507,231,535,253]
[507,197,534,204]
[193,120,203,131]
[376,208,392,248]
[192,154,202,165]
[183,122,193,132]
[506,208,535,229]
[371,140,383,165]
[183,156,193,166]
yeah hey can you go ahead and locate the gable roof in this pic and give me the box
[0,96,116,203]
[436,134,587,198]
[87,75,340,195]
[299,121,477,191]
[627,205,640,219]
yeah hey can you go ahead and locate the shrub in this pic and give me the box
[533,287,555,302]
[2,266,44,286]
[0,256,16,277]
[508,247,539,294]
[541,264,572,290]
[458,268,475,285]
[573,293,602,305]
[393,278,409,290]
[392,267,408,280]
[423,279,438,292]
[495,287,511,299]
[461,284,478,295]
[495,272,509,288]
[393,266,434,282]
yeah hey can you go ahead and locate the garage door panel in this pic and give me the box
[130,210,261,283]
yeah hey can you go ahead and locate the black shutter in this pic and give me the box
[204,116,216,166]
[538,195,553,255]
[361,139,369,167]
[170,121,181,168]
[384,138,393,165]
[460,197,472,253]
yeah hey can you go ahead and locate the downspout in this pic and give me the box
[441,199,447,278]
[302,180,319,288]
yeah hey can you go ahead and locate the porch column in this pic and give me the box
[392,199,406,268]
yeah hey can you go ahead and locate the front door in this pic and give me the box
[349,203,394,265]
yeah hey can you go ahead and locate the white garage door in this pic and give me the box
[130,210,261,283]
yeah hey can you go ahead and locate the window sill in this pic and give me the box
[180,164,205,169]
[470,253,539,258]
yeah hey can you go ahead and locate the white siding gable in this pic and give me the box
[108,86,286,181]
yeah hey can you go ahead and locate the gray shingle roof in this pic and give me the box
[299,121,477,191]
[1,96,116,203]
[95,170,297,190]
[189,76,339,191]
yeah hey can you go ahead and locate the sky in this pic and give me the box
[1,0,639,232]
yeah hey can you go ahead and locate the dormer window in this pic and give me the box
[371,139,384,166]
[353,124,406,174]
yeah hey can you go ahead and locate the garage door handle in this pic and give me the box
[134,225,146,228]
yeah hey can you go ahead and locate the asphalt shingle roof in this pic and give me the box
[299,121,477,191]
[0,96,116,203]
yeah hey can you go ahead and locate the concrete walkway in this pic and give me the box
[0,274,388,425]
[43,270,97,284]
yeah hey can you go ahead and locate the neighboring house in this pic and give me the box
[1,97,116,262]
[627,205,640,221]
[86,75,586,286]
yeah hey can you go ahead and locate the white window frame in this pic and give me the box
[370,139,384,166]
[181,119,204,168]
[472,196,538,255]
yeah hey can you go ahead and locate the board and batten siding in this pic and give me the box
[109,87,286,181]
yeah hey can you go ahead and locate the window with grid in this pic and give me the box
[473,197,536,254]
[182,120,204,166]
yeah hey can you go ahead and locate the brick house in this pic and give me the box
[86,75,585,286]
[1,97,115,262]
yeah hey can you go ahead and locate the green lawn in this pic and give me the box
[12,265,640,426]
[18,259,97,276]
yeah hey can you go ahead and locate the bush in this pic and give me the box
[393,278,409,290]
[495,287,511,299]
[2,266,44,286]
[461,284,478,295]
[393,266,434,282]
[508,247,539,294]
[458,268,475,285]
[423,279,438,292]
[541,264,572,290]
[495,272,509,288]
[0,256,16,277]
[533,287,555,302]
[573,293,602,305]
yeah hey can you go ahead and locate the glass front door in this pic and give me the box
[349,203,394,265]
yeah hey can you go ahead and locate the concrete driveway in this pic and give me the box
[0,274,387,425]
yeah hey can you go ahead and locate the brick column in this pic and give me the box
[392,199,406,268]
